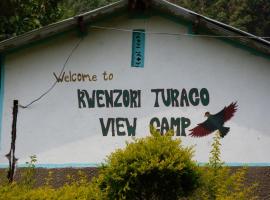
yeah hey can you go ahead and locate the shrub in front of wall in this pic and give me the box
[0,132,259,200]
[189,132,258,200]
[0,170,101,200]
[92,127,201,200]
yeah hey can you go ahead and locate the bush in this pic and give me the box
[0,131,258,200]
[0,169,99,200]
[19,155,37,188]
[189,132,258,200]
[92,127,201,200]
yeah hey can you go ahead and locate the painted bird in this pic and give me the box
[189,102,238,138]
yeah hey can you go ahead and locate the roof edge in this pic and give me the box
[0,0,269,56]
[152,0,270,55]
[0,0,127,53]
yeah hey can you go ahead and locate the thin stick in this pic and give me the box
[6,100,19,183]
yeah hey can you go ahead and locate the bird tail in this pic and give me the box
[219,127,230,138]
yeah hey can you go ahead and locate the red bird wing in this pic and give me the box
[189,119,216,137]
[189,102,238,137]
[213,102,238,125]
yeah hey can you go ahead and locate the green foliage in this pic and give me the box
[189,132,258,200]
[209,132,223,169]
[0,131,259,200]
[92,127,200,200]
[19,155,37,188]
[60,0,118,19]
[1,0,269,41]
[45,171,54,187]
[175,0,270,37]
[0,0,120,40]
[0,177,98,200]
[0,0,63,39]
[0,162,100,200]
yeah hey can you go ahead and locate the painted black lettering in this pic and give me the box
[114,90,122,107]
[162,89,171,107]
[92,75,97,81]
[104,90,113,107]
[53,72,65,82]
[84,90,95,108]
[71,73,76,81]
[64,75,70,82]
[181,117,190,136]
[189,88,199,106]
[96,90,105,107]
[149,117,160,132]
[77,73,82,81]
[77,89,86,108]
[171,89,179,107]
[82,74,91,81]
[170,117,181,136]
[122,90,130,107]
[200,88,210,106]
[151,89,163,107]
[160,117,170,135]
[180,89,189,107]
[127,118,137,136]
[130,90,138,108]
[100,118,114,136]
[137,90,141,107]
[116,118,126,136]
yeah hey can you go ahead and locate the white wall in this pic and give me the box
[1,14,270,165]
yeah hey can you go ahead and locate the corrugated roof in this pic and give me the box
[0,0,269,55]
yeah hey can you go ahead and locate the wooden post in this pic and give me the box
[6,100,19,183]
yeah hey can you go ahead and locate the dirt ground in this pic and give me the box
[1,167,270,199]
[235,167,270,200]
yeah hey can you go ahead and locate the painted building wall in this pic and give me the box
[0,14,270,165]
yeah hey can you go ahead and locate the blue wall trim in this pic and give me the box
[0,55,5,151]
[131,29,145,68]
[198,162,270,167]
[1,162,270,169]
[0,163,100,168]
